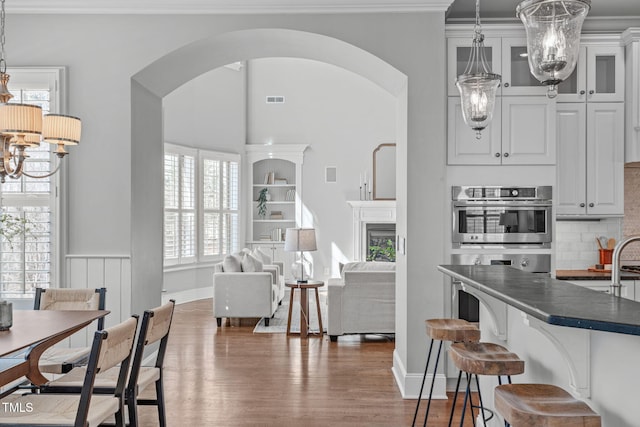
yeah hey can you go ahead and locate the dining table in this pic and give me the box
[0,309,109,387]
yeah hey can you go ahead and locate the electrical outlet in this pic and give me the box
[323,267,330,276]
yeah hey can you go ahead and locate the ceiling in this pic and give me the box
[447,0,640,21]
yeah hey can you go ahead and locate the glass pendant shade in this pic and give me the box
[517,0,590,98]
[456,0,501,140]
[456,74,500,139]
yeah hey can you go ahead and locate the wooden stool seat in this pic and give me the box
[449,342,525,376]
[494,383,601,427]
[425,318,480,342]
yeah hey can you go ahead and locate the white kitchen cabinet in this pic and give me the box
[566,280,633,300]
[448,96,555,165]
[556,102,624,216]
[557,41,625,103]
[623,28,640,163]
[500,37,549,96]
[447,96,501,165]
[447,32,556,166]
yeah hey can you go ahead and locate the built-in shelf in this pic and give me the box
[246,144,309,280]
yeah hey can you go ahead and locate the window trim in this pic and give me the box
[163,143,241,269]
[0,66,65,295]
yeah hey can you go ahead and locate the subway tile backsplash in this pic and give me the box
[623,166,640,260]
[555,218,622,269]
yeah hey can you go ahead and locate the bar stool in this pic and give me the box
[494,383,601,427]
[449,342,525,427]
[412,319,480,427]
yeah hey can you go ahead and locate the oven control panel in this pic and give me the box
[451,253,550,273]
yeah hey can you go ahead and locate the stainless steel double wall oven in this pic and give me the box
[451,186,552,321]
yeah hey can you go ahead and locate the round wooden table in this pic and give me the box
[285,280,324,338]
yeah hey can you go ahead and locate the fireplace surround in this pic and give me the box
[347,200,396,261]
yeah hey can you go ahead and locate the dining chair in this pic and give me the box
[34,287,107,374]
[43,300,176,427]
[0,315,138,427]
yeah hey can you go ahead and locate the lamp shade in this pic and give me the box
[517,0,590,97]
[42,114,81,146]
[284,228,317,252]
[0,103,42,138]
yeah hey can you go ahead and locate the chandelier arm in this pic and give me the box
[20,162,63,180]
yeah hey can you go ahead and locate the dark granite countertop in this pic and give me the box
[439,264,640,336]
[556,269,640,281]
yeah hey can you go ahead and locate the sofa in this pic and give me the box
[213,248,285,327]
[327,261,396,341]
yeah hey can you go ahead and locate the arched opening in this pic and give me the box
[130,28,408,319]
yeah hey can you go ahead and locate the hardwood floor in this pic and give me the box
[135,299,479,426]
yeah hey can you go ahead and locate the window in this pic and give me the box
[0,68,63,295]
[164,144,239,266]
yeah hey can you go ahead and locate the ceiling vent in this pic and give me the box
[266,96,285,104]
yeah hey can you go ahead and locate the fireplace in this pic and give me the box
[347,200,396,261]
[366,223,396,261]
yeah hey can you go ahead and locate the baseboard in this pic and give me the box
[392,349,448,400]
[162,287,212,305]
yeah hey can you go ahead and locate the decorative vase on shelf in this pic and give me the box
[265,191,271,201]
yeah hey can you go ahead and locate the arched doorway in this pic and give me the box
[130,28,407,316]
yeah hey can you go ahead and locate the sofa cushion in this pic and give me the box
[341,261,395,277]
[251,247,272,266]
[241,253,263,272]
[222,254,242,272]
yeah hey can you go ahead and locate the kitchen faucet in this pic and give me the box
[611,235,640,297]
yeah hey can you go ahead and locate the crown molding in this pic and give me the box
[5,0,454,15]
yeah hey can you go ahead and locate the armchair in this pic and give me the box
[213,258,279,327]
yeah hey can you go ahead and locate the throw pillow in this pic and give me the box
[241,253,263,272]
[252,247,272,265]
[222,254,242,272]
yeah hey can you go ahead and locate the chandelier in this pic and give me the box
[456,0,501,140]
[0,0,81,183]
[517,0,591,98]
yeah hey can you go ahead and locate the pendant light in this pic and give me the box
[517,0,590,98]
[456,0,501,140]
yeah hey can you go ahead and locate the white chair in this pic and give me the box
[0,316,138,427]
[213,261,278,327]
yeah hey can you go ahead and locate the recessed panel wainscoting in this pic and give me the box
[64,255,132,348]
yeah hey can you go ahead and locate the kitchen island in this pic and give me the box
[439,264,640,427]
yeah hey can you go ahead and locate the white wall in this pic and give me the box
[247,57,397,278]
[164,64,246,152]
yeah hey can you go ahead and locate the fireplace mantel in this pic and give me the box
[347,200,396,261]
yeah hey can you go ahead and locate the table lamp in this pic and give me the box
[284,228,317,283]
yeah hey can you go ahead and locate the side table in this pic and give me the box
[285,280,324,338]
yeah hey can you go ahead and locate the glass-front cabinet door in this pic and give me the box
[557,44,624,103]
[447,37,502,97]
[501,38,548,96]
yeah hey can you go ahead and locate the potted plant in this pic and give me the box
[257,188,269,219]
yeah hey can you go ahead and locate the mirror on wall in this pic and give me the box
[373,143,396,200]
